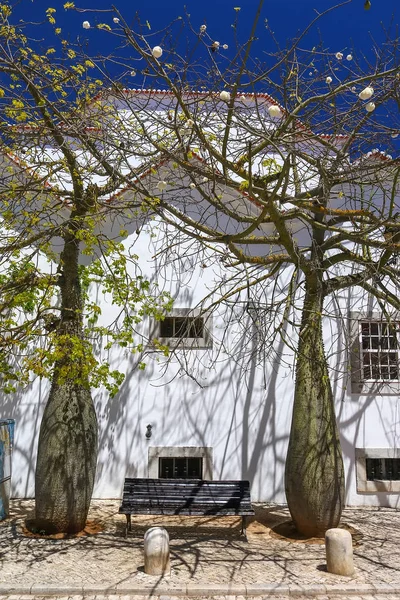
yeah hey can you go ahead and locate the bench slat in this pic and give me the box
[122,492,251,500]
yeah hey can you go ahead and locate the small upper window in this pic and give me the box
[160,316,204,339]
[360,321,399,381]
[157,309,212,349]
[350,312,400,394]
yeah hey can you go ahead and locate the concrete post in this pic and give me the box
[325,528,354,576]
[144,527,170,576]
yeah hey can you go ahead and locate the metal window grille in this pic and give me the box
[360,321,400,381]
[159,457,203,479]
[160,316,204,339]
[366,458,400,481]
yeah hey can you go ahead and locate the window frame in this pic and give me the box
[156,308,212,349]
[356,448,400,493]
[349,312,400,395]
[148,446,213,480]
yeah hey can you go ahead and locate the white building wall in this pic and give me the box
[3,222,400,509]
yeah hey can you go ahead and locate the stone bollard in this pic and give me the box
[144,527,170,576]
[325,528,354,576]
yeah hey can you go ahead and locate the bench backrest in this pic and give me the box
[120,478,253,514]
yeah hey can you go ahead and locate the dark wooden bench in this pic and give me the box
[119,478,255,539]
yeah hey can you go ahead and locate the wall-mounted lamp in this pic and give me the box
[145,424,153,439]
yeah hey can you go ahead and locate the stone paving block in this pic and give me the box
[93,596,125,600]
[330,583,376,595]
[82,585,119,594]
[30,584,84,595]
[116,584,187,596]
[114,584,160,593]
[156,586,188,596]
[289,585,328,596]
[248,584,292,596]
[0,587,31,595]
[186,585,247,596]
[371,583,399,594]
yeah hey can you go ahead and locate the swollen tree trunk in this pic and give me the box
[35,376,98,533]
[284,279,344,537]
[35,208,98,534]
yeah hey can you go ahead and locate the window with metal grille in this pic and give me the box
[360,321,400,381]
[159,457,203,479]
[160,316,204,339]
[156,309,212,349]
[366,458,400,481]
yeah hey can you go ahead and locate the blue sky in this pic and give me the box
[14,0,399,62]
[8,0,399,151]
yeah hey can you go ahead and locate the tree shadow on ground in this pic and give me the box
[1,499,400,593]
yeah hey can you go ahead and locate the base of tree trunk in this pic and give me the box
[35,379,98,534]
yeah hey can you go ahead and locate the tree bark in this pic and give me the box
[34,208,98,534]
[35,376,98,533]
[284,279,344,537]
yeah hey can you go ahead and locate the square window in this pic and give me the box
[357,449,400,492]
[350,312,400,394]
[156,309,212,349]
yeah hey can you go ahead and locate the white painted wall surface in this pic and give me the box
[3,218,400,510]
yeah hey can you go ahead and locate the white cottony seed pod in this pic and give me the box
[200,24,207,33]
[325,76,332,84]
[268,105,282,118]
[113,17,120,24]
[189,182,196,189]
[346,54,353,61]
[152,46,163,59]
[157,180,167,191]
[222,44,228,50]
[220,90,230,102]
[82,21,90,29]
[131,70,136,77]
[365,102,375,112]
[359,86,374,100]
[335,52,343,60]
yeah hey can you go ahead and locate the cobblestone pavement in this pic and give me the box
[0,593,400,600]
[1,500,400,598]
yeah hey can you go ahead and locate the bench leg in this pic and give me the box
[125,514,132,538]
[241,516,248,541]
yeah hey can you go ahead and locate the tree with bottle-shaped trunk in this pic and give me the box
[1,0,399,535]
